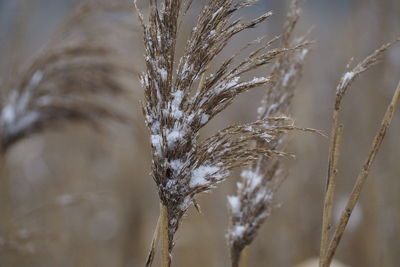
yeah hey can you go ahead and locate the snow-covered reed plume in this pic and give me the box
[134,0,309,264]
[0,23,128,153]
[227,1,310,265]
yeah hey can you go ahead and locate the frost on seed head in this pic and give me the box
[135,0,308,249]
[227,1,311,263]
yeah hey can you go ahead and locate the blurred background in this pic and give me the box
[0,0,399,266]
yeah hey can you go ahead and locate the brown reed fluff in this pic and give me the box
[226,1,310,266]
[134,0,311,265]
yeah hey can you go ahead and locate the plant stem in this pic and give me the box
[319,110,343,266]
[0,154,14,234]
[239,246,249,267]
[160,204,170,267]
[145,213,161,267]
[322,80,400,267]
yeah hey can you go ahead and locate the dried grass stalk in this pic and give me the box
[323,80,400,267]
[134,0,309,265]
[226,1,310,266]
[319,39,399,267]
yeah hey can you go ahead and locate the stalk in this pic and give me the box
[239,246,249,267]
[160,204,170,267]
[319,112,343,266]
[322,80,400,267]
[145,213,161,267]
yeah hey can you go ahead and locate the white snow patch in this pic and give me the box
[8,111,40,136]
[214,76,240,93]
[169,159,183,172]
[200,113,209,124]
[251,77,268,84]
[179,196,192,211]
[211,7,223,21]
[190,165,219,187]
[158,68,168,81]
[338,71,354,91]
[282,67,296,87]
[166,129,183,148]
[151,134,163,155]
[30,71,43,87]
[241,169,263,191]
[228,195,241,215]
[169,90,184,119]
[231,225,246,238]
[257,106,266,116]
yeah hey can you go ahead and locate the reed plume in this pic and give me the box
[134,0,309,265]
[0,42,127,153]
[226,1,309,266]
[0,0,136,154]
[0,3,131,255]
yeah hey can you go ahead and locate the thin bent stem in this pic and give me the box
[160,204,170,267]
[239,246,249,267]
[322,80,400,267]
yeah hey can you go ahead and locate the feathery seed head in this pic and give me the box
[135,0,309,251]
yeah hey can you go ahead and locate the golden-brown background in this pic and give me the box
[0,0,399,266]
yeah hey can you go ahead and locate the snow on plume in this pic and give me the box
[241,169,263,191]
[228,196,241,215]
[0,71,43,136]
[190,165,220,188]
[337,71,355,92]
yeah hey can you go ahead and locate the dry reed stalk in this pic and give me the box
[319,123,343,264]
[134,0,310,265]
[145,214,161,267]
[319,40,399,267]
[322,79,400,267]
[160,204,170,267]
[226,1,311,266]
[0,154,15,239]
[239,246,249,267]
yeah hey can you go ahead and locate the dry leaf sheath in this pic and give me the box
[227,1,309,266]
[134,0,308,264]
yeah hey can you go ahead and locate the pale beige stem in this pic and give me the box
[160,204,170,267]
[239,246,249,267]
[322,80,400,267]
[319,111,343,266]
[145,213,161,267]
